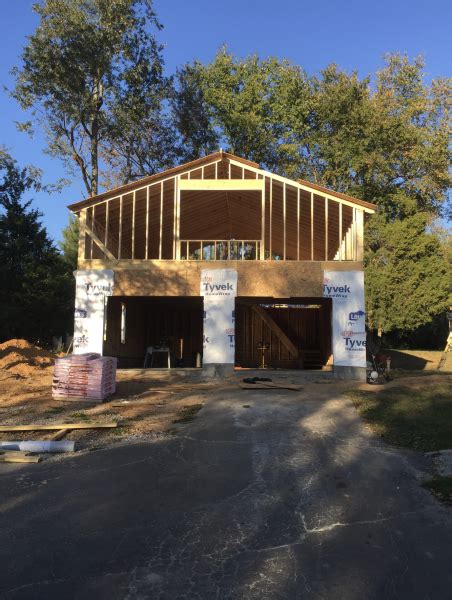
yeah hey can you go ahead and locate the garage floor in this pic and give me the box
[1,384,452,599]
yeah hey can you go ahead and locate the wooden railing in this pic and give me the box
[179,240,261,261]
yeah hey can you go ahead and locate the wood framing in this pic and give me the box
[252,305,298,357]
[69,151,375,264]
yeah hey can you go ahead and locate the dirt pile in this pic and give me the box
[0,339,56,377]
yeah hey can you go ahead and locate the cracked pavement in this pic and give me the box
[1,383,452,599]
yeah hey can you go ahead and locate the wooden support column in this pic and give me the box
[77,208,87,263]
[131,190,136,259]
[283,182,286,260]
[176,177,181,260]
[310,191,314,260]
[145,186,149,260]
[339,203,343,261]
[105,200,110,254]
[118,195,123,259]
[269,178,273,260]
[355,209,364,261]
[325,197,329,261]
[297,188,300,261]
[260,177,266,260]
[159,182,163,260]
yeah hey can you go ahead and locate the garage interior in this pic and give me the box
[104,295,332,371]
[235,297,332,370]
[104,297,204,368]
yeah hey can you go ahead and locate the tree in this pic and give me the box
[365,213,449,333]
[59,214,79,271]
[12,0,173,196]
[174,48,312,176]
[0,149,73,343]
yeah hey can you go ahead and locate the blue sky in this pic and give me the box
[1,0,451,242]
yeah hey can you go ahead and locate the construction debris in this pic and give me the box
[0,440,75,453]
[240,378,302,391]
[0,451,42,464]
[52,353,117,401]
[0,422,118,432]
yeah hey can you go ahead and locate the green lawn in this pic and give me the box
[346,381,452,504]
[346,383,452,452]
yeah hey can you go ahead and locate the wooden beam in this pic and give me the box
[179,179,264,191]
[310,192,314,260]
[252,305,298,357]
[297,188,300,261]
[260,177,265,260]
[0,452,42,464]
[85,224,116,260]
[118,195,123,259]
[131,190,136,259]
[145,186,149,260]
[159,182,163,260]
[283,182,286,260]
[0,423,118,432]
[48,429,68,441]
[77,208,87,263]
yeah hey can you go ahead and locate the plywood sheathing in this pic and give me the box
[76,260,363,298]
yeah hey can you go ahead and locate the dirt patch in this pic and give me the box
[0,338,55,377]
[0,368,217,454]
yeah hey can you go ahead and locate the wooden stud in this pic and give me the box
[269,178,273,260]
[283,182,286,260]
[105,199,110,255]
[159,182,163,260]
[310,191,314,261]
[296,188,300,261]
[325,197,329,261]
[260,176,265,260]
[118,195,123,260]
[339,202,343,261]
[84,224,115,260]
[131,190,136,259]
[145,186,149,260]
[176,177,181,260]
[90,206,95,259]
[78,208,87,263]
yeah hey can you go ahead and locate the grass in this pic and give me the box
[346,382,452,452]
[422,477,452,506]
[172,404,203,424]
[69,412,90,421]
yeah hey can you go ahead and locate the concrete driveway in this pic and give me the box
[1,382,452,599]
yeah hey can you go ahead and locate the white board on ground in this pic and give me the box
[200,269,237,365]
[323,271,366,367]
[73,270,114,355]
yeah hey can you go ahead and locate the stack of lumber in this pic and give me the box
[52,353,117,401]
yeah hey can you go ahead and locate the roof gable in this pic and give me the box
[68,151,376,213]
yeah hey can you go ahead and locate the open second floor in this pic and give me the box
[68,151,376,268]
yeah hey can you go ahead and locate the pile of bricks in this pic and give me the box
[52,353,117,401]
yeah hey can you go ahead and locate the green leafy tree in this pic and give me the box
[0,150,73,343]
[12,0,173,195]
[365,213,449,333]
[59,214,80,271]
[174,48,312,176]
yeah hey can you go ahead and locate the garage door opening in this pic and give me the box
[235,297,332,370]
[103,297,203,369]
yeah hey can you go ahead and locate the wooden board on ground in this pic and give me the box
[239,382,302,391]
[48,429,69,440]
[0,422,118,432]
[0,451,42,464]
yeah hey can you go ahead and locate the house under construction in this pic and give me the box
[68,151,376,379]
